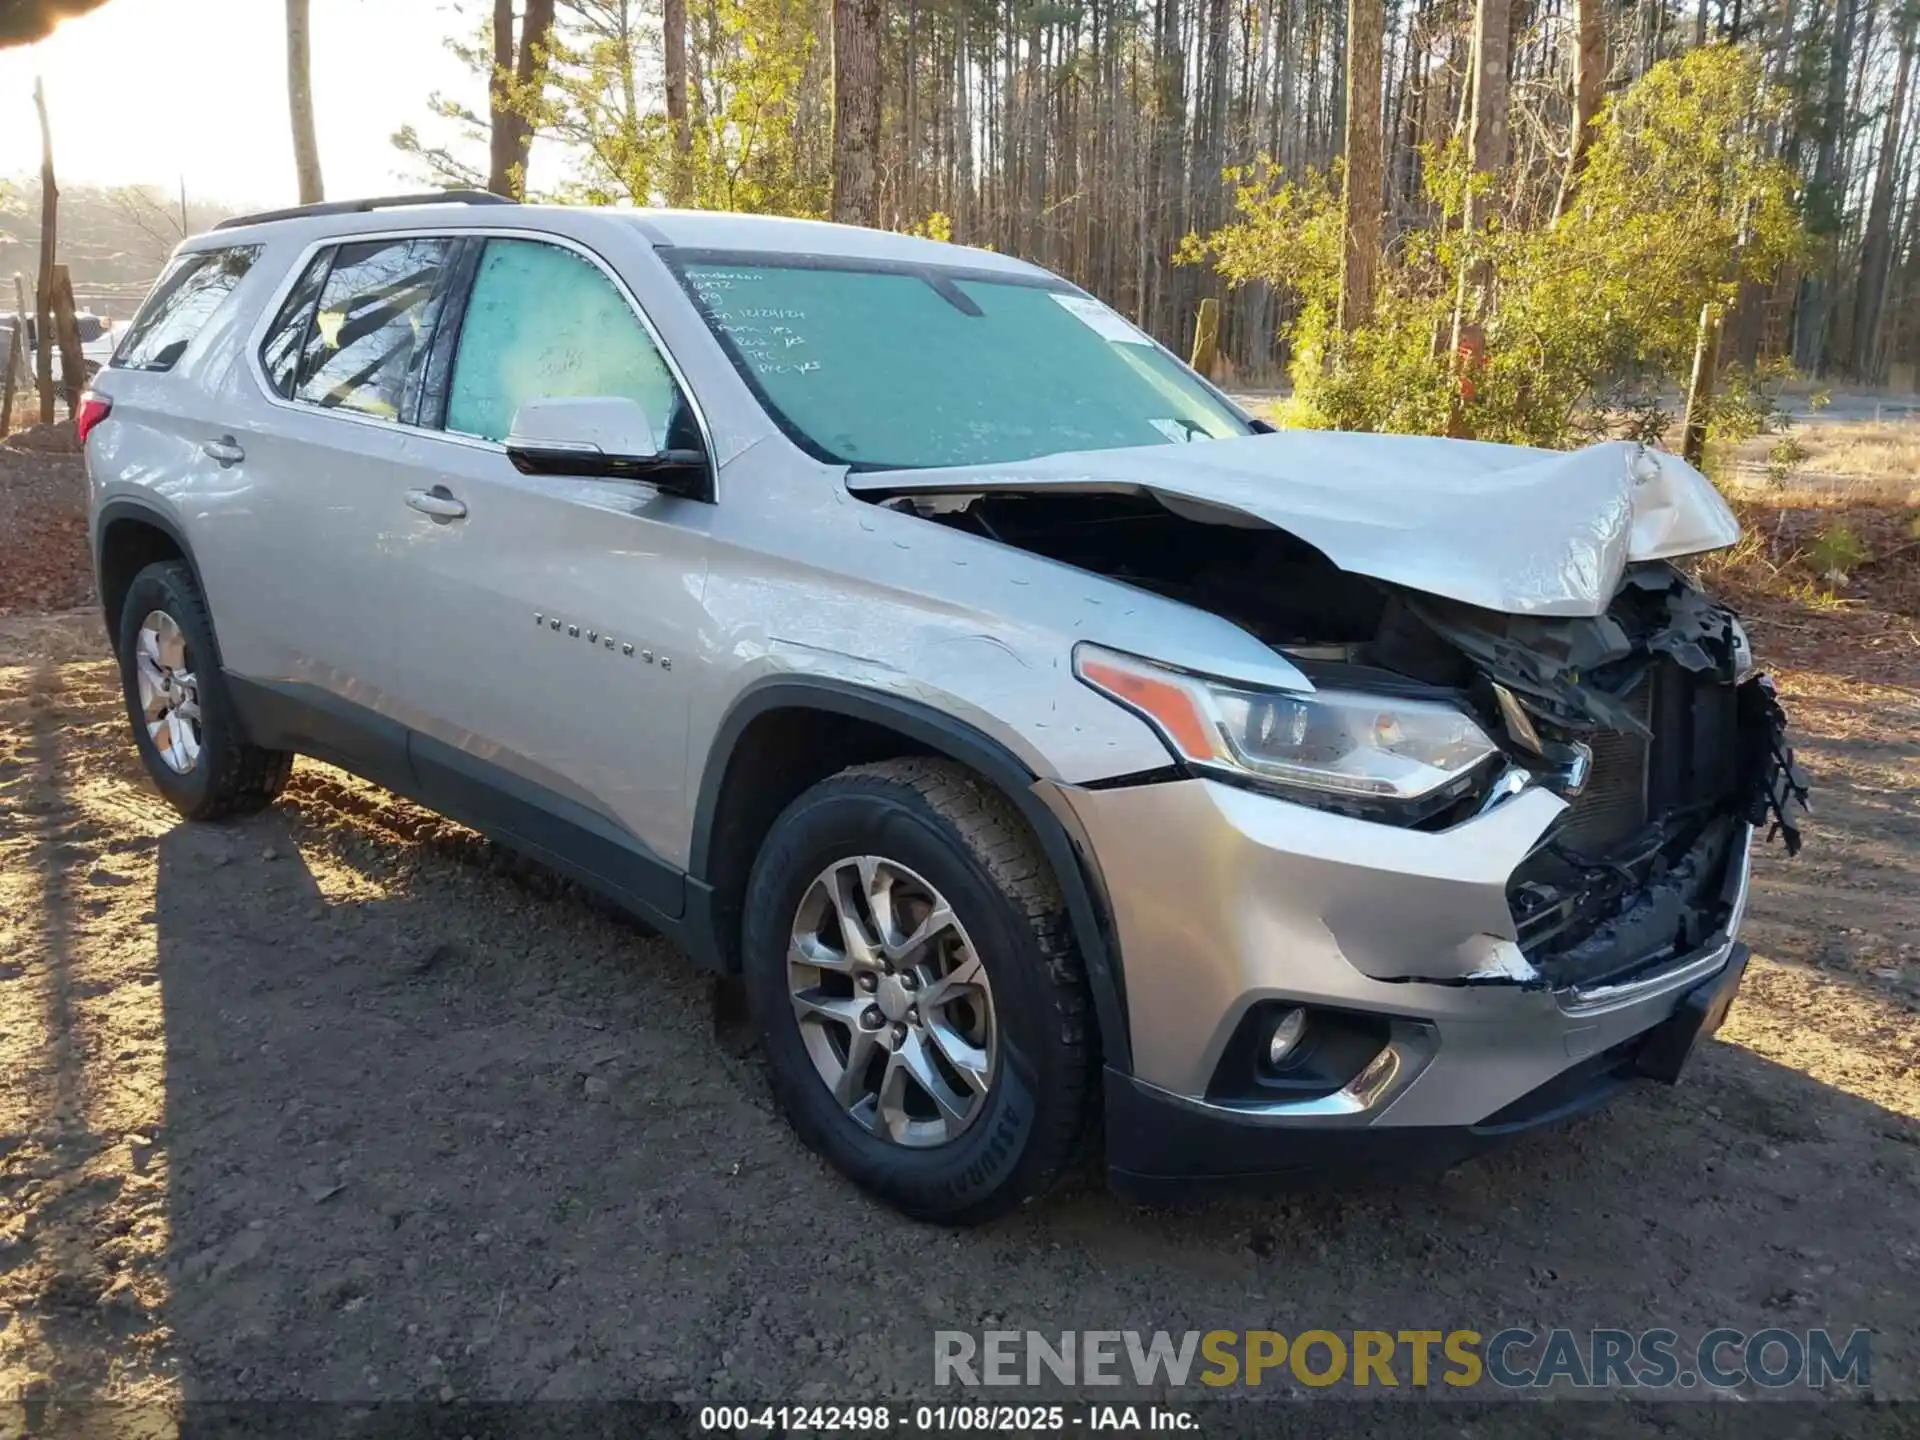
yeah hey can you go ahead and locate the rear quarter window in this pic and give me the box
[112,246,262,372]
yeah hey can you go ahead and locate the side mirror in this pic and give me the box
[504,396,706,496]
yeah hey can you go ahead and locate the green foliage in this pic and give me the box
[395,0,830,217]
[535,11,673,205]
[1807,521,1870,579]
[689,0,830,216]
[1181,46,1807,450]
[1765,432,1811,486]
[898,212,956,242]
[1706,358,1795,448]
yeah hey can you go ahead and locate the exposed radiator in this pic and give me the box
[1556,678,1652,855]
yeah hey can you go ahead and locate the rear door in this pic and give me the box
[215,232,463,787]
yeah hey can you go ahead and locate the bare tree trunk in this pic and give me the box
[489,0,517,194]
[1553,0,1603,219]
[1340,0,1384,329]
[1463,0,1510,233]
[1449,0,1510,421]
[1794,0,1859,371]
[665,0,693,204]
[905,0,920,220]
[832,0,883,223]
[33,76,56,427]
[286,0,325,204]
[1852,5,1914,377]
[952,22,967,238]
[488,0,557,198]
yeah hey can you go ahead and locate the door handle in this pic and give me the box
[201,436,245,466]
[405,485,468,521]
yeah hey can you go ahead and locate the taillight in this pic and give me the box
[74,391,112,446]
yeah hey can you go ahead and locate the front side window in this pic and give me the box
[673,257,1250,469]
[113,245,261,372]
[286,237,452,419]
[445,238,683,445]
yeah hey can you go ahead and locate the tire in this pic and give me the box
[742,757,1095,1224]
[115,559,293,821]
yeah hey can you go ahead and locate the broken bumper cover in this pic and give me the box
[1051,776,1752,1192]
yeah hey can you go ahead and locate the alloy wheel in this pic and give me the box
[787,855,997,1147]
[134,609,202,775]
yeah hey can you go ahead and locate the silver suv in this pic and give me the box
[83,193,1805,1222]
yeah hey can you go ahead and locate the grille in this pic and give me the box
[1556,678,1651,855]
[1507,659,1745,976]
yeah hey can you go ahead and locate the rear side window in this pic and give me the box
[260,253,330,398]
[262,237,452,420]
[112,245,261,372]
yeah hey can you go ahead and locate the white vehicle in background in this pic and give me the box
[3,311,122,381]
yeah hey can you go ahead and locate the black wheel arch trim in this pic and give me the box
[689,675,1133,1074]
[93,499,205,631]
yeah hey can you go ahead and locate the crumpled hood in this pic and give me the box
[850,432,1741,617]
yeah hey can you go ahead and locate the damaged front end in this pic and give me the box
[869,477,1808,997]
[1407,566,1809,990]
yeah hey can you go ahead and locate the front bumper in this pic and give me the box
[1050,776,1752,1189]
[1104,946,1748,1196]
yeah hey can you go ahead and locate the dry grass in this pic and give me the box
[1700,451,1920,693]
[1735,420,1920,494]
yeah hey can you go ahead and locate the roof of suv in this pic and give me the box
[193,197,1043,278]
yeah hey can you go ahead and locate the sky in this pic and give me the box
[0,0,486,207]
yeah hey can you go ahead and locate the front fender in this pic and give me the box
[690,675,1136,1073]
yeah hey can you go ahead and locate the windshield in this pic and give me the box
[672,255,1252,469]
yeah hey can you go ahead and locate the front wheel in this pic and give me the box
[742,758,1096,1224]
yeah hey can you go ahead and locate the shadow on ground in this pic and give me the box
[146,808,1918,1407]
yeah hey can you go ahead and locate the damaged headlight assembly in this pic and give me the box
[1074,644,1500,821]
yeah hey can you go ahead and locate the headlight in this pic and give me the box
[1074,644,1499,815]
[1729,616,1757,684]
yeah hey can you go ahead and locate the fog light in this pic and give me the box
[1267,1008,1308,1067]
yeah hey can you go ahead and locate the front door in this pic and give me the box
[383,234,715,905]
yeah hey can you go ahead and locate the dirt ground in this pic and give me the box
[1,442,1916,1427]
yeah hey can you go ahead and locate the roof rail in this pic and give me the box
[213,189,515,232]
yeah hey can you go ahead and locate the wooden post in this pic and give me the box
[8,275,28,433]
[7,284,23,374]
[33,76,58,426]
[1682,302,1723,467]
[1,323,20,439]
[49,264,86,417]
[1190,296,1221,379]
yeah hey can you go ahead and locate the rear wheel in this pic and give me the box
[742,757,1094,1223]
[115,560,292,820]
